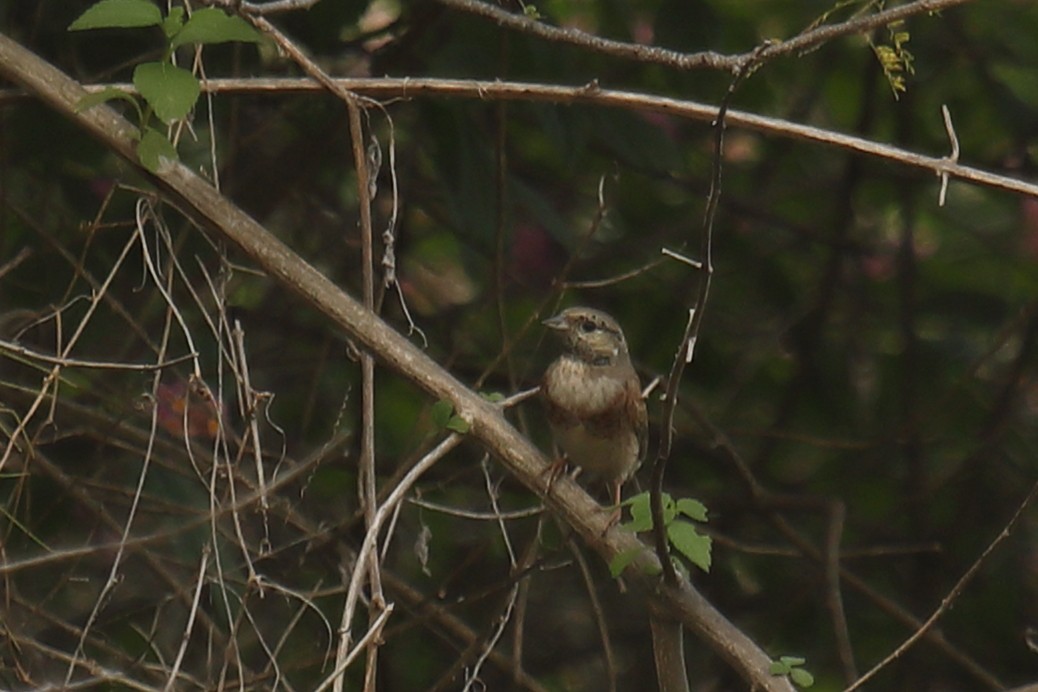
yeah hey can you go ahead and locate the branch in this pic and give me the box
[0,32,793,691]
[17,75,1037,200]
[434,0,975,74]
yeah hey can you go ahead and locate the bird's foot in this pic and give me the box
[541,456,568,493]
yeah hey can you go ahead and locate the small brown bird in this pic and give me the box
[541,307,648,508]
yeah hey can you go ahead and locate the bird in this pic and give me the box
[541,306,647,510]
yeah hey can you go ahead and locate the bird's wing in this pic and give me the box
[627,372,649,464]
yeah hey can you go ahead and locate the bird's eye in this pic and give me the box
[579,320,596,333]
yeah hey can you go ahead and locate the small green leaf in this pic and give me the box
[621,490,647,508]
[133,61,200,124]
[676,498,708,522]
[624,492,654,531]
[137,128,178,172]
[69,0,163,30]
[667,520,712,572]
[480,391,505,403]
[623,513,653,533]
[171,8,264,48]
[661,493,677,524]
[445,415,470,434]
[522,4,542,19]
[161,7,185,39]
[790,668,815,688]
[770,656,813,687]
[430,400,453,429]
[608,547,641,578]
[75,87,142,121]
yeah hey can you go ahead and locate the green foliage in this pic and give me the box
[170,8,265,49]
[68,0,163,30]
[871,21,914,99]
[806,2,916,99]
[610,492,712,577]
[137,126,179,170]
[430,399,470,434]
[74,86,144,120]
[68,0,263,171]
[521,4,542,21]
[770,656,815,688]
[133,61,199,124]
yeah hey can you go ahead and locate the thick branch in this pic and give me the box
[0,32,793,691]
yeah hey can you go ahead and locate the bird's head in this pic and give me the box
[543,307,629,367]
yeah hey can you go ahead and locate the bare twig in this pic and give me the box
[339,434,463,683]
[846,478,1038,691]
[163,545,210,691]
[0,230,138,471]
[408,497,543,521]
[0,338,195,370]
[434,0,972,75]
[314,605,395,692]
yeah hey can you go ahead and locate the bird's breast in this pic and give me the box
[542,357,625,416]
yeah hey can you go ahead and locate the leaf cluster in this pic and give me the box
[70,0,264,170]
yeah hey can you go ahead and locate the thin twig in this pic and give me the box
[408,497,543,521]
[0,339,196,371]
[163,544,210,691]
[650,44,763,586]
[846,478,1038,691]
[314,605,395,692]
[337,434,462,686]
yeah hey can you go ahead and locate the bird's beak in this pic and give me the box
[542,314,567,330]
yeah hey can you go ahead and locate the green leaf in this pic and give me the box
[161,7,185,39]
[770,656,812,687]
[69,0,162,30]
[75,87,142,121]
[623,512,653,533]
[624,492,654,532]
[667,520,712,572]
[445,415,470,434]
[790,668,815,688]
[660,493,677,524]
[133,61,200,124]
[171,8,264,49]
[608,547,641,578]
[430,400,453,429]
[479,391,505,403]
[676,498,708,522]
[137,128,178,172]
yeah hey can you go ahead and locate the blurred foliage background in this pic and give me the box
[2,0,1038,690]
